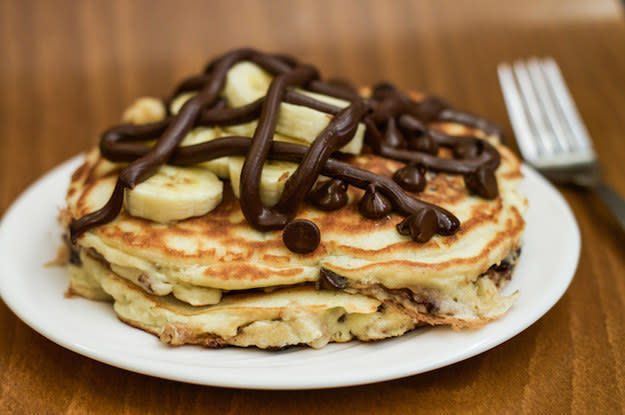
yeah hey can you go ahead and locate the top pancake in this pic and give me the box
[66,121,526,295]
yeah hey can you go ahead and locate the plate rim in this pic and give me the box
[0,157,580,390]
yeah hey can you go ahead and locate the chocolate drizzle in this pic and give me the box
[70,47,504,253]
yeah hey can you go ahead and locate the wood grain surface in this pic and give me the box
[2,0,625,413]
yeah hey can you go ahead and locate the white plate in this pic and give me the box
[0,156,580,390]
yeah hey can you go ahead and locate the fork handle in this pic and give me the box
[594,183,625,234]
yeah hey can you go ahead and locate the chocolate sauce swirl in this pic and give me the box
[238,64,320,230]
[70,48,504,252]
[98,135,461,234]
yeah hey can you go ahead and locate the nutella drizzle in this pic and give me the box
[70,48,504,253]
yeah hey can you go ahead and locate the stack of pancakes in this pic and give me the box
[63,119,525,349]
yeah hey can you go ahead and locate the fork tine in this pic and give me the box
[526,57,571,153]
[540,58,595,156]
[497,63,540,163]
[512,60,556,156]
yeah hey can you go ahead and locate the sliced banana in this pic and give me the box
[180,127,230,179]
[125,165,223,223]
[223,61,273,107]
[223,61,364,155]
[122,97,166,124]
[279,90,365,154]
[228,157,298,207]
[223,121,257,137]
[171,283,222,306]
[169,92,197,115]
[273,133,311,145]
[221,123,306,147]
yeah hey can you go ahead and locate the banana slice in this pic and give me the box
[125,165,223,223]
[223,61,364,155]
[123,97,166,124]
[223,61,273,107]
[228,157,298,207]
[222,121,257,137]
[170,92,197,115]
[180,127,230,179]
[279,89,366,155]
[221,123,305,146]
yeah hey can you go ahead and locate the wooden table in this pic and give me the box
[2,0,625,413]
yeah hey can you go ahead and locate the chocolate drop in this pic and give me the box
[370,82,397,100]
[393,164,426,193]
[416,96,448,121]
[358,184,393,219]
[371,98,397,123]
[73,48,505,248]
[63,234,82,265]
[396,208,438,242]
[282,219,321,254]
[318,268,349,290]
[407,133,438,155]
[308,179,349,211]
[398,114,426,134]
[453,140,482,159]
[383,117,405,148]
[464,166,499,199]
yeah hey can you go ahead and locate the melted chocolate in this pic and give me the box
[436,108,504,140]
[318,268,349,290]
[406,133,438,155]
[100,135,461,234]
[70,47,504,253]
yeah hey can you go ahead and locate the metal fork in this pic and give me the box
[497,57,625,233]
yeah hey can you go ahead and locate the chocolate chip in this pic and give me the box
[407,133,438,155]
[358,184,393,219]
[464,166,498,199]
[282,219,321,254]
[393,164,426,193]
[308,179,348,211]
[453,140,482,159]
[371,82,398,100]
[416,96,449,122]
[396,208,438,242]
[383,117,405,148]
[318,268,349,290]
[398,114,426,133]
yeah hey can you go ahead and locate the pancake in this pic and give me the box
[61,48,526,349]
[72,250,416,349]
